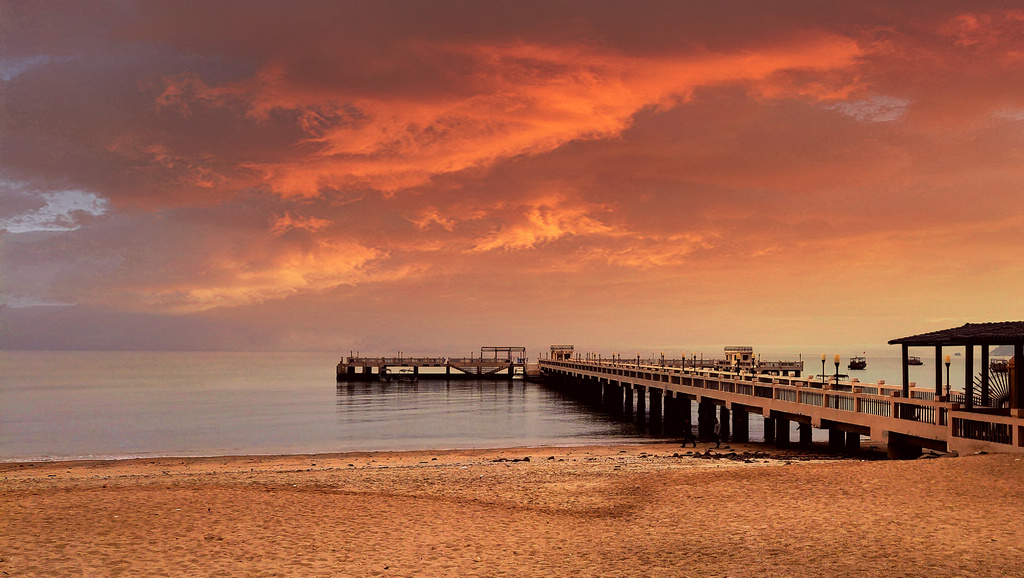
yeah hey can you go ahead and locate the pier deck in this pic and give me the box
[539,358,1024,457]
[337,347,527,381]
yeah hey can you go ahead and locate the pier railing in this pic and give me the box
[337,354,528,381]
[341,356,521,365]
[539,358,1024,454]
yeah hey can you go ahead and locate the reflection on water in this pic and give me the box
[334,379,653,450]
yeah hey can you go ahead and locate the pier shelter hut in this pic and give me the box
[724,346,754,371]
[888,321,1024,411]
[550,345,574,362]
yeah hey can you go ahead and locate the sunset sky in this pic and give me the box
[3,1,1024,357]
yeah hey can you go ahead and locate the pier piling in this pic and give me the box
[828,429,845,452]
[846,431,861,451]
[775,417,791,448]
[636,386,647,426]
[719,407,731,442]
[731,407,749,443]
[650,388,663,424]
[799,422,812,446]
[698,401,716,441]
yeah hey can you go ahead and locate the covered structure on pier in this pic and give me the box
[550,345,574,361]
[888,321,1024,411]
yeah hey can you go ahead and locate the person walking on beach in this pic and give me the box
[713,418,721,448]
[682,418,697,447]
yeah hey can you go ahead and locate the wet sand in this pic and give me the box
[2,443,1023,576]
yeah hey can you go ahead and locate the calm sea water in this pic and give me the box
[1,350,984,462]
[792,349,980,393]
[1,351,658,462]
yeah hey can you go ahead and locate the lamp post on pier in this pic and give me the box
[834,354,840,387]
[821,354,826,388]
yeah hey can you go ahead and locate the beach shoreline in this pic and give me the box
[3,442,1022,575]
[0,438,886,469]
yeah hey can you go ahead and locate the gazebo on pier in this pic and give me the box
[888,321,1024,411]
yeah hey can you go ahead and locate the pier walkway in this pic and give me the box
[538,357,1024,458]
[337,346,527,381]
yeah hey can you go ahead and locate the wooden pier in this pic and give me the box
[539,346,1024,458]
[335,322,1024,458]
[337,346,527,381]
[542,324,1024,458]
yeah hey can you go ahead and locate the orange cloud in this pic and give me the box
[409,207,457,232]
[270,212,332,235]
[106,139,233,191]
[129,239,384,312]
[157,34,866,199]
[469,193,619,252]
[587,233,717,269]
[941,11,1024,49]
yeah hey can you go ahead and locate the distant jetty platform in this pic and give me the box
[337,347,528,381]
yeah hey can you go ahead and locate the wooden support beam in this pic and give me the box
[964,345,974,410]
[902,344,910,398]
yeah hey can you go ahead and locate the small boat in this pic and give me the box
[907,355,924,366]
[848,356,867,370]
[991,359,1009,373]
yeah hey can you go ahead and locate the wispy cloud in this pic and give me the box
[0,189,108,233]
[0,55,54,81]
[469,193,619,252]
[824,95,910,122]
[270,213,332,235]
[132,239,386,312]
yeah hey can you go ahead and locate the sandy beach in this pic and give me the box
[2,442,1023,576]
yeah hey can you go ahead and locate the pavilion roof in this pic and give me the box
[888,322,1024,347]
